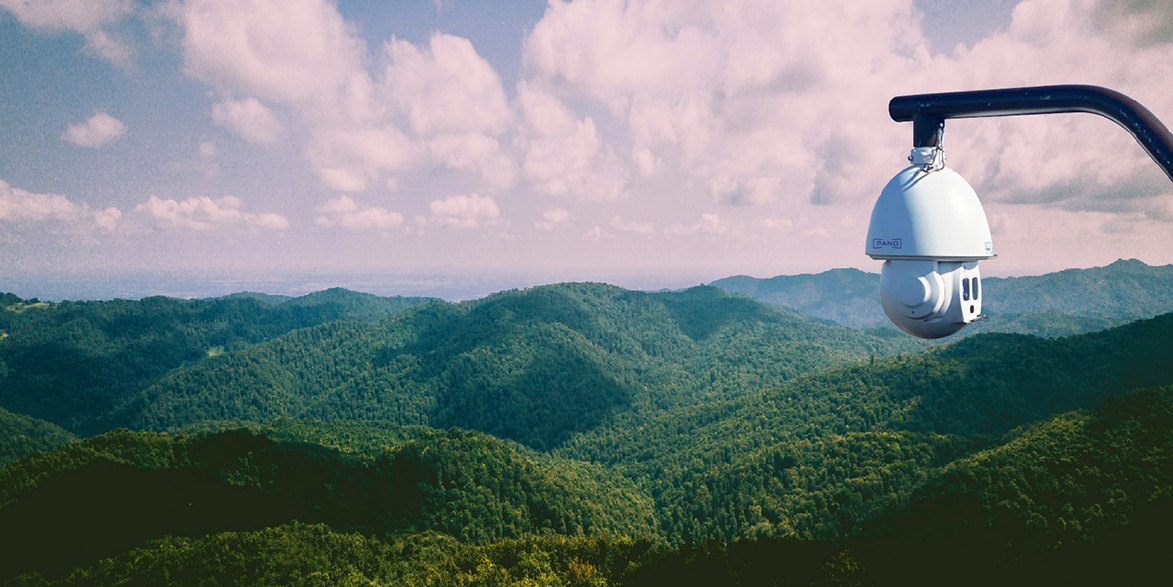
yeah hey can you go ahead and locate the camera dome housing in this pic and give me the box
[866,148,994,338]
[866,149,993,261]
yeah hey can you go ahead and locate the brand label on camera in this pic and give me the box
[873,238,902,249]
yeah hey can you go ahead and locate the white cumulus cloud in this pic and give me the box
[0,0,135,66]
[520,0,1173,226]
[211,98,284,144]
[315,196,404,230]
[610,216,655,234]
[581,226,614,240]
[62,111,126,147]
[135,195,288,231]
[382,34,512,137]
[180,0,364,107]
[666,213,731,237]
[516,81,629,201]
[421,193,500,229]
[535,207,571,231]
[0,179,120,230]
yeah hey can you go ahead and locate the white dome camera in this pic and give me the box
[865,147,994,339]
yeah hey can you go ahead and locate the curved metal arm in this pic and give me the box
[889,85,1173,183]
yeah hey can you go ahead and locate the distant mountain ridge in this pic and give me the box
[126,282,917,450]
[0,289,436,435]
[710,258,1173,336]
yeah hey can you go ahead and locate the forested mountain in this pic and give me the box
[0,424,654,579]
[2,279,1172,585]
[561,312,1173,543]
[710,268,882,328]
[123,283,918,450]
[625,385,1173,587]
[5,384,1170,585]
[0,291,435,435]
[219,292,292,305]
[5,523,654,587]
[0,408,75,465]
[711,258,1173,336]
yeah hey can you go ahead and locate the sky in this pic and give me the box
[1,0,1172,299]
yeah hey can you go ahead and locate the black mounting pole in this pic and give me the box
[889,84,1173,183]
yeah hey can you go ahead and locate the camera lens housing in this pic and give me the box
[865,148,994,339]
[879,259,982,338]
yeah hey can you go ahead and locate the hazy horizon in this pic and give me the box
[3,256,1161,302]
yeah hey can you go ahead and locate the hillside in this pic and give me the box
[0,424,655,579]
[124,283,918,450]
[711,259,1173,335]
[3,282,1172,584]
[710,268,882,328]
[1,523,653,587]
[561,312,1173,543]
[0,408,76,465]
[618,385,1173,586]
[6,385,1171,586]
[0,290,435,435]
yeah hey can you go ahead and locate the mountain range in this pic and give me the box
[2,263,1172,585]
[710,258,1173,337]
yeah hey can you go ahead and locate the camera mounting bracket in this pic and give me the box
[889,84,1173,183]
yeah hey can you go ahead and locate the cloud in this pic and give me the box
[521,0,927,209]
[760,217,794,232]
[314,196,404,230]
[92,206,122,231]
[382,34,512,137]
[211,98,284,144]
[516,82,629,200]
[179,0,365,107]
[535,207,571,230]
[178,2,517,194]
[581,226,614,240]
[0,0,135,66]
[632,148,658,178]
[62,111,126,147]
[666,213,731,237]
[307,126,418,192]
[135,195,288,231]
[82,28,134,66]
[610,215,655,234]
[801,226,830,239]
[926,0,1173,218]
[426,133,517,192]
[709,176,781,207]
[307,33,516,192]
[517,0,1173,220]
[0,179,120,230]
[154,0,1173,269]
[420,193,500,229]
[199,140,217,158]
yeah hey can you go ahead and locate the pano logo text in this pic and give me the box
[872,238,902,249]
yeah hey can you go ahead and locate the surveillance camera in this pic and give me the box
[865,147,994,339]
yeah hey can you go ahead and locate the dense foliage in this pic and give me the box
[126,283,914,449]
[5,386,1171,585]
[0,424,654,578]
[0,291,434,434]
[558,313,1173,543]
[4,523,653,587]
[0,408,76,465]
[2,277,1172,585]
